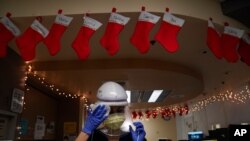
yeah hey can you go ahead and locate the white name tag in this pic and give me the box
[55,14,73,26]
[83,16,102,30]
[242,34,250,44]
[208,19,215,28]
[31,19,49,38]
[109,13,130,25]
[0,16,21,36]
[224,26,244,38]
[163,12,185,27]
[139,11,160,24]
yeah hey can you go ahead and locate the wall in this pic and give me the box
[58,97,80,141]
[19,86,58,140]
[0,48,25,140]
[176,99,250,140]
[0,48,25,112]
[137,116,177,141]
[17,85,80,140]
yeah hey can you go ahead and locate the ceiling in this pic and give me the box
[1,0,250,109]
[220,0,250,28]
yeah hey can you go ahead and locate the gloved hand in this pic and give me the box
[129,122,146,141]
[82,105,108,135]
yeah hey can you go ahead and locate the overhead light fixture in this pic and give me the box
[148,90,163,102]
[126,90,131,103]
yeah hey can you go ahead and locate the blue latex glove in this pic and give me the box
[82,105,108,135]
[129,122,146,141]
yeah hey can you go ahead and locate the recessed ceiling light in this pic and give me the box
[148,90,163,103]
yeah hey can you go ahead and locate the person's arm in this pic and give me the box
[75,105,108,141]
[129,122,146,141]
[75,132,89,141]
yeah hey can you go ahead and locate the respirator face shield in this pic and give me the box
[100,106,126,136]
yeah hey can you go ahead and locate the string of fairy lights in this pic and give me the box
[131,82,250,121]
[189,84,250,112]
[25,64,89,103]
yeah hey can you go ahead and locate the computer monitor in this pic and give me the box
[188,131,204,141]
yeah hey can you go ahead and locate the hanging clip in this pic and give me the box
[209,17,213,21]
[141,6,145,11]
[224,22,229,26]
[58,9,63,14]
[165,8,169,12]
[36,16,42,22]
[85,13,90,17]
[6,12,12,18]
[112,7,116,12]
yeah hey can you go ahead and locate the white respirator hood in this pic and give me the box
[96,81,128,106]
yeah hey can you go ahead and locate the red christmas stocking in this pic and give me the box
[44,11,73,56]
[16,19,48,61]
[221,25,244,63]
[130,9,160,54]
[72,16,102,60]
[154,11,185,53]
[0,15,21,57]
[100,8,130,56]
[238,33,250,66]
[206,18,222,59]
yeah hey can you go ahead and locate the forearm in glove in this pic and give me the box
[82,105,107,135]
[129,122,146,141]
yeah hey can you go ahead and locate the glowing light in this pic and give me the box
[24,64,90,105]
[148,90,163,102]
[190,84,250,112]
[126,90,131,103]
